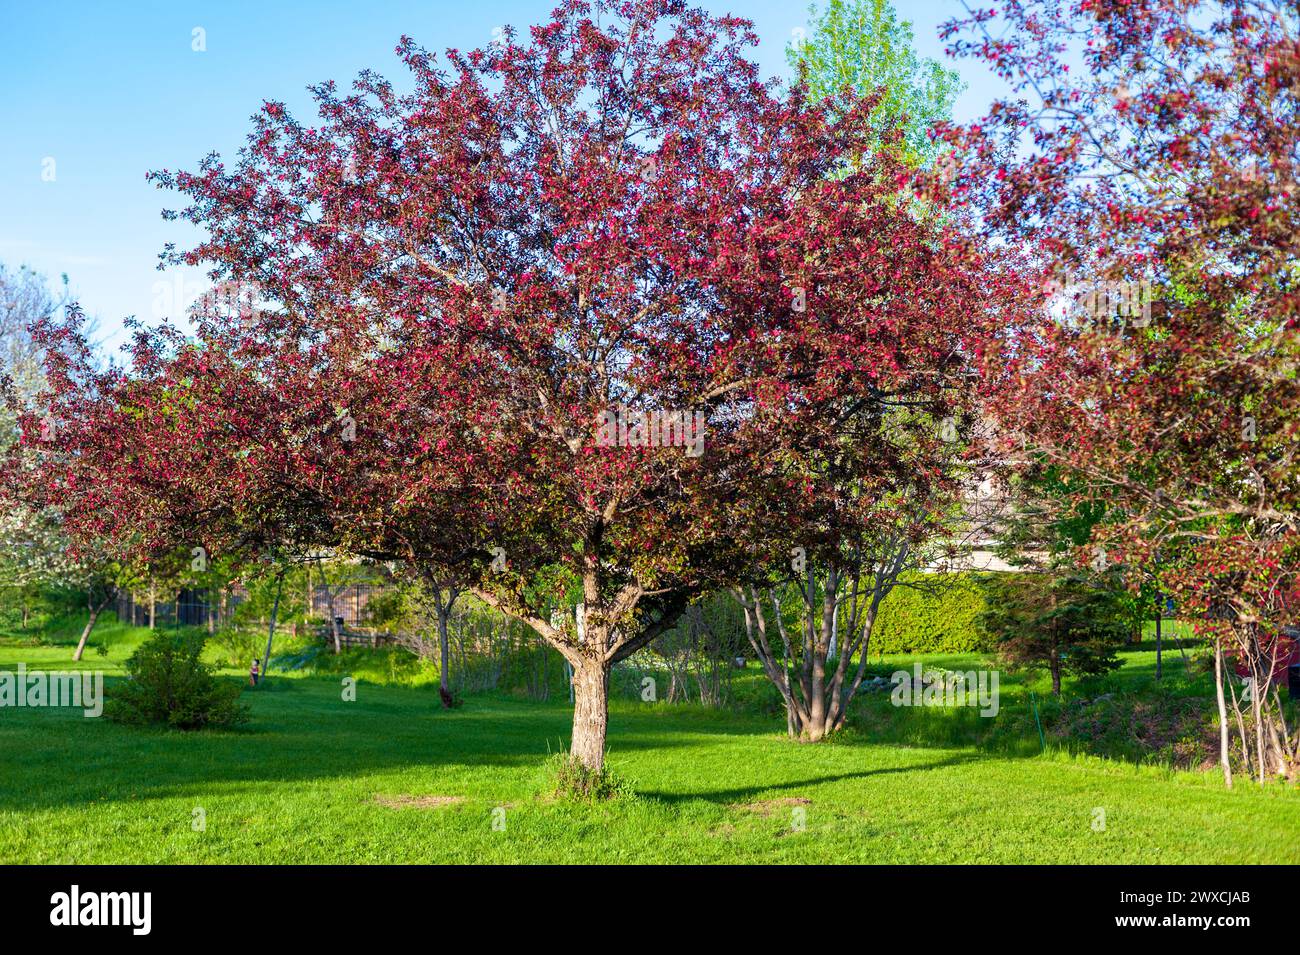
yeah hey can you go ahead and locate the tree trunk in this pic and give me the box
[260,571,284,683]
[73,608,100,662]
[1154,595,1162,680]
[330,612,342,654]
[1214,638,1233,789]
[569,658,609,774]
[1251,671,1266,786]
[803,568,836,742]
[72,590,114,661]
[148,579,156,630]
[1050,655,1062,696]
[436,606,453,708]
[323,577,342,654]
[733,584,814,740]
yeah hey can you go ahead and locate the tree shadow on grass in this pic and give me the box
[0,677,785,812]
[636,752,983,807]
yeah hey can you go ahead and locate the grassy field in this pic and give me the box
[0,617,1297,864]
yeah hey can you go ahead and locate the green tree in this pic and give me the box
[979,572,1128,696]
[788,0,964,168]
[994,463,1169,649]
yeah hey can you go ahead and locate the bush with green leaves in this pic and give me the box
[107,630,249,729]
[871,573,992,653]
[549,752,633,801]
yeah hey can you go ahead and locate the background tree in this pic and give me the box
[364,565,463,707]
[991,463,1162,646]
[308,555,383,655]
[789,0,964,167]
[980,571,1128,696]
[649,600,744,706]
[0,265,68,629]
[418,567,463,709]
[0,264,65,409]
[0,272,132,659]
[724,0,1007,743]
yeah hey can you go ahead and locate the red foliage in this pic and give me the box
[12,0,1013,767]
[944,0,1300,678]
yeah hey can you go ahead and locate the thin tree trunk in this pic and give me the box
[330,611,342,653]
[1229,678,1252,776]
[73,590,114,661]
[260,571,284,683]
[1269,686,1297,778]
[735,586,808,738]
[437,605,453,708]
[1155,594,1162,680]
[148,578,155,630]
[321,568,342,654]
[73,608,100,662]
[1251,671,1266,786]
[1214,639,1233,789]
[803,566,837,742]
[1169,624,1191,672]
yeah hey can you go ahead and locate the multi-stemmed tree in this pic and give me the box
[719,0,1017,744]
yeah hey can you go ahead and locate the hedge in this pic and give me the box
[870,572,1001,654]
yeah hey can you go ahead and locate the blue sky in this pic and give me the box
[0,0,1005,352]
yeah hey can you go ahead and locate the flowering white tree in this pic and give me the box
[0,264,125,655]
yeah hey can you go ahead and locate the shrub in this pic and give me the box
[1050,690,1214,769]
[108,631,250,729]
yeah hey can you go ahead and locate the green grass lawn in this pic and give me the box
[1,619,1297,864]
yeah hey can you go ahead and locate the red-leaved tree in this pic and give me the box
[944,0,1300,783]
[22,0,999,779]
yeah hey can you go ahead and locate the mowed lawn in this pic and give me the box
[1,629,1298,864]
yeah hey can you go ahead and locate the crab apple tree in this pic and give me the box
[944,0,1300,781]
[29,0,998,777]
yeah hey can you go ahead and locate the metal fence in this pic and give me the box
[116,582,389,631]
[309,584,386,628]
[116,587,241,631]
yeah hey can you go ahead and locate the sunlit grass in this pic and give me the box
[0,618,1294,864]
